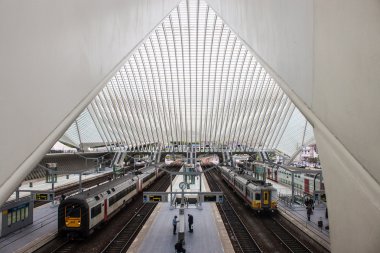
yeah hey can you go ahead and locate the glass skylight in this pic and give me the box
[60,0,314,156]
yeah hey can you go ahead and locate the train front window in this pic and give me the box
[65,204,81,218]
[255,193,261,200]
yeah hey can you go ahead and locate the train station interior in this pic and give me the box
[0,0,379,252]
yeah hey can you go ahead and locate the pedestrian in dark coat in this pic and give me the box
[188,214,194,232]
[307,205,312,221]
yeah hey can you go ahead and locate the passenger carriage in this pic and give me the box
[219,166,278,212]
[58,165,163,238]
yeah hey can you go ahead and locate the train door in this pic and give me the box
[104,199,108,221]
[304,178,310,194]
[262,190,270,207]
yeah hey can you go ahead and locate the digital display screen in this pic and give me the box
[149,195,162,202]
[35,193,48,200]
[204,195,217,202]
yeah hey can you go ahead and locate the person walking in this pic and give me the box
[173,215,179,235]
[188,214,194,233]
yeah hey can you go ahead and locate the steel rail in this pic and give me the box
[205,171,262,253]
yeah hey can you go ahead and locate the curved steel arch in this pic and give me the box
[62,0,314,156]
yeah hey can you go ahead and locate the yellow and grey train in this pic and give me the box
[58,165,162,238]
[220,166,278,212]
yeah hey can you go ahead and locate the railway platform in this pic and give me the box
[128,168,234,253]
[0,203,58,253]
[0,168,113,253]
[1,167,330,253]
[270,180,331,250]
[7,167,114,202]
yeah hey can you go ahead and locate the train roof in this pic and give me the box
[67,174,134,200]
[219,165,234,170]
[235,171,275,188]
[239,173,266,185]
[279,165,322,174]
[67,164,158,200]
[235,175,249,184]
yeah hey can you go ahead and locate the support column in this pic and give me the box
[79,173,82,192]
[291,172,295,204]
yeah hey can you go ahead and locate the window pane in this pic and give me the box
[8,212,11,226]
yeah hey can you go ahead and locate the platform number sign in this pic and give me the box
[204,195,217,202]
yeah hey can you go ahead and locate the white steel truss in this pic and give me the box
[61,0,314,156]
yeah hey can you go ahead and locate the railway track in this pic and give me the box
[263,217,312,253]
[101,203,156,253]
[205,172,262,253]
[206,169,314,253]
[50,240,77,253]
[101,172,173,253]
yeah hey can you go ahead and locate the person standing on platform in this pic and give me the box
[173,215,179,235]
[188,214,194,233]
[307,204,312,221]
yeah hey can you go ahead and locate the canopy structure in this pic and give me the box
[2,0,378,251]
[61,0,314,157]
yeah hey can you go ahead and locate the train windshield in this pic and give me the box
[65,204,81,218]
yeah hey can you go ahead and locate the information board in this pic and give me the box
[199,192,224,203]
[34,193,54,201]
[143,192,168,203]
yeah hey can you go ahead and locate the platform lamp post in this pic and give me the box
[178,181,187,243]
[45,163,58,192]
[291,172,295,205]
[314,172,322,203]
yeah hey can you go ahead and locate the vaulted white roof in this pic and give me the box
[61,0,314,156]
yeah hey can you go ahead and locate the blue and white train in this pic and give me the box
[58,165,163,238]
